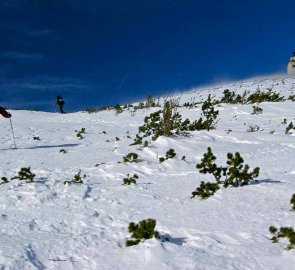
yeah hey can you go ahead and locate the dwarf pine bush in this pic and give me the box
[0,177,9,185]
[224,152,260,187]
[219,88,284,105]
[114,104,123,114]
[285,122,295,135]
[123,152,139,163]
[219,89,248,104]
[192,148,260,199]
[198,95,219,131]
[269,226,295,250]
[196,147,226,183]
[291,194,295,211]
[247,124,260,132]
[251,106,263,115]
[123,174,138,185]
[191,181,220,199]
[64,170,85,185]
[159,149,176,163]
[75,128,86,139]
[247,87,284,103]
[11,167,36,182]
[135,96,219,143]
[137,101,186,141]
[126,219,159,247]
[145,94,156,108]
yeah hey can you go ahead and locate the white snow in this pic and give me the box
[0,76,295,269]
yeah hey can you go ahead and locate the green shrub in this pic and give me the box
[219,88,284,105]
[11,167,36,182]
[138,101,187,141]
[196,147,226,183]
[193,148,260,198]
[159,149,176,163]
[64,170,85,185]
[75,128,86,139]
[247,124,260,132]
[135,96,219,143]
[0,177,9,185]
[145,94,156,108]
[123,152,139,163]
[291,194,295,211]
[191,181,220,199]
[224,152,260,187]
[126,219,159,247]
[251,106,263,115]
[190,95,219,131]
[114,104,123,114]
[269,226,295,250]
[123,174,138,185]
[247,87,284,103]
[285,122,295,135]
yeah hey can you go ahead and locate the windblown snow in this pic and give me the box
[0,76,295,270]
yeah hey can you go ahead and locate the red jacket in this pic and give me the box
[0,107,11,118]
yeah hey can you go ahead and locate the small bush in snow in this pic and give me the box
[246,87,284,103]
[123,174,138,185]
[64,170,85,185]
[290,194,295,211]
[123,152,139,163]
[0,177,9,185]
[114,104,123,114]
[59,149,67,154]
[159,149,176,163]
[219,89,248,104]
[189,95,219,131]
[251,106,263,115]
[224,152,260,187]
[138,101,187,141]
[288,95,295,102]
[135,96,219,143]
[246,124,260,132]
[191,181,220,199]
[193,148,260,199]
[285,122,295,135]
[11,167,36,182]
[75,128,86,139]
[196,147,226,183]
[126,219,159,247]
[269,226,295,250]
[145,94,156,108]
[33,136,40,140]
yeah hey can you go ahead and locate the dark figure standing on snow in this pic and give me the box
[0,107,11,118]
[55,96,65,114]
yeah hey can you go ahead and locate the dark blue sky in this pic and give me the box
[1,0,295,111]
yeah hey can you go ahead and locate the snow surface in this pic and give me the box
[0,76,295,270]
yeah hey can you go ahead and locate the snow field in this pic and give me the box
[0,76,295,269]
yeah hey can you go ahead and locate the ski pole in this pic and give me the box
[9,118,17,149]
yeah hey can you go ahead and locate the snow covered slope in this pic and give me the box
[0,76,295,270]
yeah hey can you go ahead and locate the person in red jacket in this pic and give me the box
[0,107,11,118]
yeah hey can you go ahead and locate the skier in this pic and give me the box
[0,107,11,118]
[55,96,65,114]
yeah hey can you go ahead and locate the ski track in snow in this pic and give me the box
[0,76,295,269]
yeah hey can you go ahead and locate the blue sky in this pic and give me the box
[1,0,295,112]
